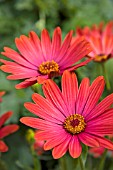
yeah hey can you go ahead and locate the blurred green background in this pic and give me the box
[0,0,113,170]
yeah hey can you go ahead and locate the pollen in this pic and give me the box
[38,60,60,75]
[94,55,108,62]
[63,114,86,134]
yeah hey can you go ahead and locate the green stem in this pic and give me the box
[78,156,85,170]
[59,156,67,170]
[102,63,111,90]
[98,149,107,170]
[31,146,41,170]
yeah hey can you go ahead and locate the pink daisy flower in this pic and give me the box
[0,91,5,103]
[0,111,19,152]
[0,27,91,89]
[76,21,113,62]
[20,70,113,159]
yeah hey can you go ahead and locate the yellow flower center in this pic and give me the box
[38,60,60,75]
[94,55,108,62]
[63,114,86,134]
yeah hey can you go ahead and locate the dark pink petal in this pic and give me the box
[62,71,78,114]
[24,102,64,123]
[20,117,62,131]
[96,136,113,150]
[56,30,73,64]
[1,47,36,69]
[35,129,66,140]
[78,132,100,147]
[44,131,69,150]
[67,58,92,72]
[15,79,37,89]
[86,93,113,121]
[41,29,52,60]
[29,31,45,63]
[42,80,69,117]
[15,37,38,66]
[0,111,13,128]
[0,140,8,152]
[76,77,89,114]
[0,59,22,66]
[0,125,19,138]
[83,76,105,117]
[51,27,61,60]
[52,135,72,159]
[69,136,82,158]
[1,65,37,74]
[60,37,92,68]
[32,93,65,121]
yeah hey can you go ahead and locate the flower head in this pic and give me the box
[76,21,113,62]
[0,91,5,103]
[0,111,19,152]
[0,27,91,89]
[20,71,113,159]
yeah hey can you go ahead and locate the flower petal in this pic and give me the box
[83,76,105,117]
[0,125,19,138]
[69,136,82,158]
[78,132,100,147]
[52,135,72,159]
[0,140,8,152]
[76,77,89,114]
[62,71,78,114]
[43,80,69,117]
[0,111,13,128]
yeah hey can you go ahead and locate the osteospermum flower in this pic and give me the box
[20,71,113,159]
[0,91,5,102]
[76,21,113,62]
[0,27,92,89]
[0,111,19,152]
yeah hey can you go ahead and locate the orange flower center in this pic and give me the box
[39,60,60,75]
[63,114,86,134]
[94,55,108,62]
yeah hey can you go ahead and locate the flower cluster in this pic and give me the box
[1,22,113,160]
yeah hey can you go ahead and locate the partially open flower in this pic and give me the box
[20,71,113,159]
[0,111,19,152]
[0,27,92,89]
[76,21,113,62]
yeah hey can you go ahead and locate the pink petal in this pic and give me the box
[20,117,62,131]
[69,136,82,158]
[15,37,38,66]
[0,111,13,128]
[83,76,105,117]
[78,132,100,147]
[32,93,65,121]
[76,77,90,114]
[0,125,19,138]
[56,30,73,64]
[60,37,92,68]
[62,71,78,114]
[44,131,69,150]
[1,47,36,69]
[86,93,113,121]
[24,102,64,123]
[0,140,8,152]
[51,27,61,60]
[96,136,113,150]
[15,79,37,89]
[52,134,72,159]
[41,29,52,60]
[42,79,69,117]
[35,129,66,140]
[29,31,45,63]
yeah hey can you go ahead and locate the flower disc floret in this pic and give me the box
[63,114,86,134]
[39,60,59,75]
